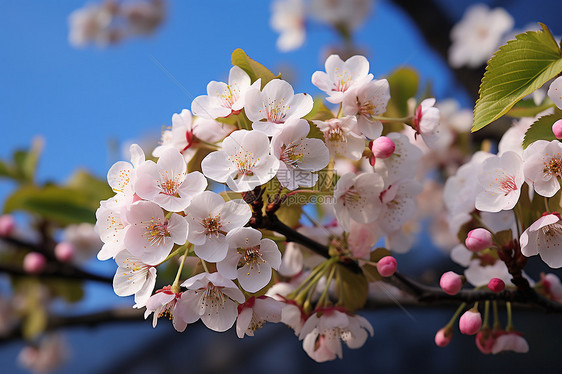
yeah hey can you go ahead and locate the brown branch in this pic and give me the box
[385,271,562,313]
[0,307,144,346]
[0,263,113,285]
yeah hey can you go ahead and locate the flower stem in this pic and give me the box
[445,302,467,328]
[171,244,191,293]
[506,301,514,331]
[492,300,501,330]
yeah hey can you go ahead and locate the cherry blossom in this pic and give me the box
[18,334,67,374]
[245,79,313,136]
[413,98,441,148]
[123,201,188,265]
[309,0,372,31]
[312,55,373,104]
[153,109,233,161]
[113,250,157,308]
[95,195,132,261]
[217,227,281,293]
[491,332,529,354]
[135,147,207,212]
[192,66,256,119]
[475,151,524,213]
[547,76,562,110]
[299,308,374,362]
[270,0,305,52]
[333,172,384,231]
[523,140,562,197]
[202,129,279,192]
[271,118,330,190]
[378,179,423,234]
[62,223,103,263]
[342,78,390,139]
[520,212,562,268]
[373,132,423,184]
[68,2,116,47]
[448,4,514,68]
[184,191,251,262]
[313,116,365,160]
[107,143,145,197]
[144,286,186,332]
[236,296,284,338]
[444,151,492,218]
[177,272,245,332]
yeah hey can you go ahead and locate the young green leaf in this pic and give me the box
[522,108,562,149]
[231,48,281,89]
[472,24,562,132]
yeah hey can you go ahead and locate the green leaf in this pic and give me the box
[231,48,281,89]
[522,109,562,149]
[48,279,84,303]
[66,169,113,203]
[385,67,419,118]
[13,137,43,183]
[336,264,368,312]
[4,185,99,225]
[304,97,334,140]
[473,24,562,132]
[506,97,555,118]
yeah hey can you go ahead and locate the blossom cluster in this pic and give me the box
[431,76,562,353]
[69,0,165,47]
[94,52,448,362]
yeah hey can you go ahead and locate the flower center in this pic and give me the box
[201,214,225,237]
[334,69,353,92]
[499,175,517,195]
[280,142,304,166]
[237,245,266,274]
[266,97,288,123]
[143,219,170,246]
[219,84,239,109]
[543,157,562,178]
[230,152,257,177]
[158,173,183,197]
[343,187,362,207]
[201,284,226,308]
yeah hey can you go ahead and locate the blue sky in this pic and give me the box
[0,0,462,196]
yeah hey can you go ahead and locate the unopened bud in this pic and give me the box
[435,327,452,347]
[55,242,74,262]
[440,271,463,295]
[459,308,482,335]
[377,256,397,277]
[23,252,47,274]
[465,228,493,252]
[553,120,562,139]
[488,278,505,293]
[370,136,395,159]
[0,215,16,237]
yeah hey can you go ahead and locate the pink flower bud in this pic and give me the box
[459,308,482,335]
[553,120,562,139]
[465,228,493,252]
[488,278,505,293]
[440,271,463,295]
[435,327,452,347]
[377,256,397,277]
[0,215,16,237]
[370,136,395,159]
[23,252,47,274]
[55,242,74,262]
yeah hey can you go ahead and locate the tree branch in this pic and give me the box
[386,271,562,313]
[0,307,144,346]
